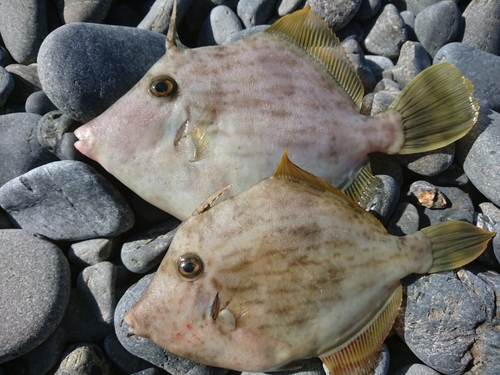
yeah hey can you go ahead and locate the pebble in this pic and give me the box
[237,0,278,28]
[37,111,83,161]
[115,273,229,375]
[308,0,361,32]
[393,364,440,375]
[223,25,269,43]
[404,0,459,15]
[0,0,48,64]
[25,90,57,116]
[0,67,14,107]
[353,0,381,22]
[0,112,58,186]
[418,185,475,225]
[363,4,407,60]
[55,0,113,23]
[342,39,376,93]
[414,1,462,58]
[121,218,181,274]
[434,43,500,113]
[0,229,70,363]
[373,78,400,93]
[386,202,419,236]
[399,11,416,41]
[54,343,114,375]
[396,143,455,177]
[392,41,431,88]
[276,0,304,16]
[68,238,116,267]
[0,161,135,241]
[77,261,117,325]
[396,270,495,374]
[197,5,243,46]
[479,202,500,223]
[138,0,195,34]
[5,63,42,104]
[38,23,167,123]
[462,0,500,56]
[408,181,448,209]
[364,55,394,82]
[103,331,155,374]
[370,91,399,116]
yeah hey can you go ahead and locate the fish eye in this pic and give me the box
[149,76,177,97]
[178,253,203,280]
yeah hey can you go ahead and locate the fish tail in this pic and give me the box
[420,221,495,273]
[390,62,479,155]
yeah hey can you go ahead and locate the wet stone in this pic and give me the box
[0,161,135,241]
[54,343,114,375]
[0,229,70,363]
[68,238,116,267]
[392,41,431,88]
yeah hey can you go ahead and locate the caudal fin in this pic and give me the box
[390,62,479,155]
[420,221,495,273]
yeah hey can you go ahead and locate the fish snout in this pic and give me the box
[124,308,140,335]
[73,125,95,159]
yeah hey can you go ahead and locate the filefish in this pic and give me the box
[124,149,495,375]
[74,5,478,220]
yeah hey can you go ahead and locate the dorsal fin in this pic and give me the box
[166,0,178,50]
[265,5,363,109]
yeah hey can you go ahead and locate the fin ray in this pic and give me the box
[189,105,216,162]
[342,163,381,210]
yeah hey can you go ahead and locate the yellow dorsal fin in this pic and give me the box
[265,5,363,109]
[343,163,382,210]
[321,285,402,375]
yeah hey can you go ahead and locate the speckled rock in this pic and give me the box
[0,229,70,363]
[308,0,362,31]
[392,42,431,88]
[38,23,167,123]
[370,91,399,116]
[198,5,243,46]
[396,144,455,177]
[37,111,83,161]
[0,161,135,241]
[462,0,500,56]
[55,0,113,23]
[54,343,114,375]
[68,238,116,267]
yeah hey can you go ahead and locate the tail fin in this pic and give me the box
[389,62,479,155]
[420,221,495,273]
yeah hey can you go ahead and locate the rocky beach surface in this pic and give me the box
[1,0,500,374]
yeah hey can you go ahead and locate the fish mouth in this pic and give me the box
[73,125,94,158]
[210,293,220,320]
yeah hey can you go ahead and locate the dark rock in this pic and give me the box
[54,0,113,23]
[387,202,419,236]
[0,67,14,107]
[103,331,154,374]
[25,90,58,116]
[354,0,381,22]
[37,110,83,160]
[5,64,42,104]
[366,175,400,226]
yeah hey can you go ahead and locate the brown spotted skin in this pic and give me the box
[74,32,405,220]
[124,177,433,372]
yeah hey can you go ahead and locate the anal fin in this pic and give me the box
[320,285,402,375]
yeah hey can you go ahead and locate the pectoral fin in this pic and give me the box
[189,104,217,162]
[342,163,381,210]
[320,285,402,375]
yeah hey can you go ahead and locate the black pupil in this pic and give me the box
[155,81,169,93]
[182,262,195,273]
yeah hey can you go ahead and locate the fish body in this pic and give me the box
[74,6,478,220]
[124,151,494,374]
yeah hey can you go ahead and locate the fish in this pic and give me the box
[74,5,479,220]
[124,149,495,375]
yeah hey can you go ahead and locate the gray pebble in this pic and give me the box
[115,274,229,375]
[404,0,459,15]
[37,110,83,161]
[462,0,500,56]
[0,113,58,186]
[0,229,70,363]
[456,108,500,206]
[308,0,361,32]
[0,67,14,107]
[198,5,243,46]
[363,4,407,60]
[0,161,135,241]
[392,41,430,88]
[77,261,117,324]
[237,0,278,28]
[396,270,495,374]
[5,63,42,104]
[343,39,376,93]
[396,143,455,177]
[479,202,500,223]
[370,91,399,116]
[366,175,400,226]
[68,238,116,267]
[59,289,113,342]
[353,0,381,22]
[0,0,48,64]
[54,343,114,375]
[393,363,440,375]
[138,0,195,34]
[434,43,500,113]
[336,21,364,44]
[121,218,181,274]
[54,0,113,23]
[103,331,155,374]
[373,78,400,93]
[276,0,304,16]
[365,55,395,82]
[387,202,420,236]
[38,23,167,123]
[25,90,58,116]
[414,1,462,58]
[400,11,416,41]
[223,24,269,43]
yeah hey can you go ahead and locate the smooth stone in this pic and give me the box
[396,144,455,177]
[54,0,113,23]
[366,175,400,226]
[223,25,269,43]
[103,332,154,374]
[77,261,117,324]
[0,66,14,107]
[393,364,440,375]
[396,270,495,375]
[237,0,278,28]
[121,218,181,274]
[197,5,243,46]
[37,110,83,161]
[365,55,395,82]
[38,23,167,123]
[0,0,48,64]
[456,108,500,206]
[370,91,399,116]
[462,0,500,56]
[434,43,500,113]
[386,202,420,236]
[138,0,194,34]
[400,11,416,41]
[0,113,58,186]
[308,0,362,31]
[392,41,431,88]
[54,343,113,375]
[363,4,407,60]
[276,0,303,16]
[0,161,135,241]
[17,326,67,375]
[68,238,116,267]
[0,229,70,363]
[343,39,376,93]
[418,185,475,225]
[479,202,500,223]
[404,0,459,15]
[115,274,228,375]
[414,1,462,58]
[59,289,113,342]
[477,270,500,321]
[360,92,375,115]
[407,180,448,209]
[25,90,58,116]
[373,78,400,93]
[5,63,42,104]
[354,0,381,22]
